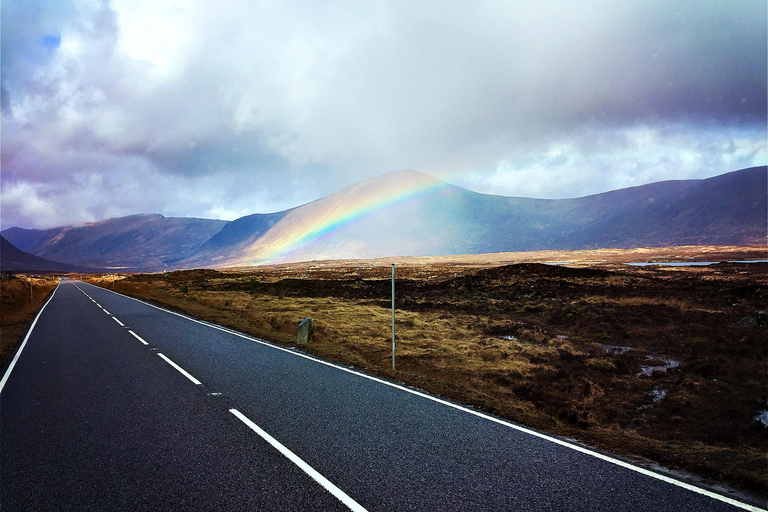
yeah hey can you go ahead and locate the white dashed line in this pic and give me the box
[157,353,202,385]
[103,309,110,315]
[128,330,149,345]
[112,316,125,327]
[230,409,368,512]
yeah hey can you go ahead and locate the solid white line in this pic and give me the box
[229,409,368,512]
[128,330,149,345]
[0,284,60,393]
[112,316,125,327]
[81,282,764,511]
[157,353,202,385]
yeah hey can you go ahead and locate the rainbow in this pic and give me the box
[239,171,446,265]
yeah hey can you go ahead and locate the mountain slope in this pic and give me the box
[0,236,92,273]
[2,214,227,270]
[193,166,766,267]
[181,209,294,268]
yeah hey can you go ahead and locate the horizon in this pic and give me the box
[2,1,766,230]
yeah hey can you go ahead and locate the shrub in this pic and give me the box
[585,358,616,372]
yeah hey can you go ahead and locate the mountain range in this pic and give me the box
[2,166,765,271]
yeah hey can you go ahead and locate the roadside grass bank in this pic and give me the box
[0,276,58,368]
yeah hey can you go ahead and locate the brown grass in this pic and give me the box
[78,245,768,497]
[1,276,58,367]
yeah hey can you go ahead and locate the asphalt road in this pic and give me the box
[1,281,763,511]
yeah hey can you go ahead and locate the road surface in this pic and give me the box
[1,281,763,511]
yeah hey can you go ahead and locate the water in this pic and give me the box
[638,355,680,376]
[603,344,631,355]
[638,387,668,410]
[626,260,767,267]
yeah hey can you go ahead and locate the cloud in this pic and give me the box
[1,0,766,229]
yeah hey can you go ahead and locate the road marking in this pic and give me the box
[0,284,60,393]
[229,409,368,512]
[82,282,764,512]
[157,353,202,385]
[128,330,149,345]
[112,316,125,327]
[102,309,110,315]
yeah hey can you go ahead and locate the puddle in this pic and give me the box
[755,410,768,427]
[638,355,679,376]
[639,387,668,410]
[502,335,518,341]
[603,344,630,355]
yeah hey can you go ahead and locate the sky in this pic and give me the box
[1,0,766,230]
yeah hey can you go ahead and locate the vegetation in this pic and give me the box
[1,275,58,367]
[93,252,767,497]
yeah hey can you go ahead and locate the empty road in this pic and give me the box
[1,281,763,511]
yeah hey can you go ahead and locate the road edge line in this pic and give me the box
[0,283,60,394]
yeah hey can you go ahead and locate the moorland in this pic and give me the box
[79,245,768,496]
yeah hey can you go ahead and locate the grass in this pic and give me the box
[0,276,59,368]
[87,252,768,499]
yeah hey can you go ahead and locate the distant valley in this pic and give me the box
[2,166,766,271]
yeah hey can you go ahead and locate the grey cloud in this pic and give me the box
[1,0,765,229]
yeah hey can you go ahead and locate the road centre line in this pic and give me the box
[112,317,125,327]
[157,353,202,385]
[229,408,368,512]
[128,330,149,345]
[83,283,764,512]
[0,285,60,393]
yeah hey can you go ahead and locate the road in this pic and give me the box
[1,281,763,511]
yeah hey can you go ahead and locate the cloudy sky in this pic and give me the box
[2,0,766,229]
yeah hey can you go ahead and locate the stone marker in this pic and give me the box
[297,318,312,344]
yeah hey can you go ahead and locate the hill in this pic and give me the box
[0,236,92,273]
[4,167,765,268]
[2,214,227,270]
[186,166,766,267]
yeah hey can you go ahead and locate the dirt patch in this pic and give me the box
[92,246,767,496]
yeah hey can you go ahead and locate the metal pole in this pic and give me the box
[391,263,395,370]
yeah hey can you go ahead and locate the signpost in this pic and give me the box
[391,263,395,370]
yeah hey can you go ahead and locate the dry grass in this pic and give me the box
[92,247,768,498]
[1,275,59,367]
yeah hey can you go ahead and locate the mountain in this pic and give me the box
[0,236,92,273]
[180,209,294,268]
[2,214,227,270]
[181,166,766,267]
[4,167,765,269]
